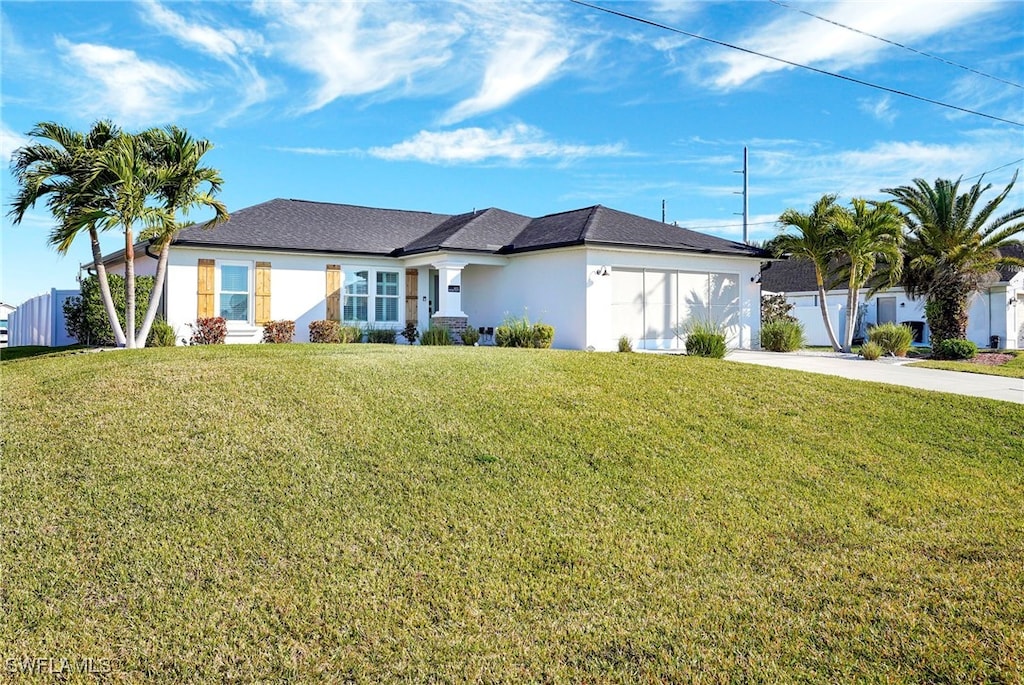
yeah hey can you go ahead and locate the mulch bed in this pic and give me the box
[930,352,1016,366]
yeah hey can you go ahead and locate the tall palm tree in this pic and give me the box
[134,126,228,347]
[774,194,847,352]
[75,132,170,348]
[8,121,129,347]
[832,199,904,352]
[883,173,1024,345]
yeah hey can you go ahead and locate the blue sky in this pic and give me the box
[2,0,1022,306]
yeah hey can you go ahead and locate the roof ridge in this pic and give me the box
[284,198,446,216]
[578,205,603,242]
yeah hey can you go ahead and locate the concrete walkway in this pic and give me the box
[725,350,1024,404]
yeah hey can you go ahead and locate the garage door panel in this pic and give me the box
[644,270,677,349]
[611,269,645,343]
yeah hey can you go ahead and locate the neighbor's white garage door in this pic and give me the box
[611,269,740,350]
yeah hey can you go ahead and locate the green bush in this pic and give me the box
[495,312,554,348]
[308,320,341,343]
[420,325,454,346]
[262,320,295,344]
[760,319,805,352]
[63,273,155,346]
[146,318,177,347]
[340,325,363,343]
[686,331,727,358]
[460,326,481,346]
[365,326,397,344]
[868,322,914,357]
[188,317,226,345]
[761,293,796,324]
[618,335,633,353]
[860,341,883,360]
[933,338,978,360]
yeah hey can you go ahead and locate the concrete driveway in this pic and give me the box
[725,350,1024,404]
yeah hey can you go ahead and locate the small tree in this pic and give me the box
[63,274,155,346]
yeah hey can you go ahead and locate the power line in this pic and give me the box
[768,0,1023,90]
[963,158,1023,181]
[570,0,1023,128]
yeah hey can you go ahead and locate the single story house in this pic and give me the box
[100,199,770,351]
[760,247,1024,349]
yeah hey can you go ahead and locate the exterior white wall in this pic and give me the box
[584,247,762,352]
[785,286,1017,349]
[461,249,588,349]
[8,289,79,347]
[167,247,407,344]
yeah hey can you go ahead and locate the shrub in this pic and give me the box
[495,312,555,348]
[933,338,978,360]
[761,293,796,324]
[262,320,295,343]
[460,326,481,346]
[400,322,419,344]
[860,341,883,360]
[188,317,227,345]
[760,319,805,352]
[618,335,633,353]
[365,326,397,344]
[340,325,363,343]
[146,318,177,347]
[420,325,453,346]
[682,320,727,359]
[868,322,913,357]
[308,319,341,344]
[63,273,155,346]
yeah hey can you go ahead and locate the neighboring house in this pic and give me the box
[100,199,769,351]
[760,246,1024,349]
[6,290,79,348]
[0,301,15,347]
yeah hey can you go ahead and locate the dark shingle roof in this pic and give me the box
[172,198,769,259]
[997,243,1024,281]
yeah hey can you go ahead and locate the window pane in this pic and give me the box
[221,265,248,292]
[220,293,248,321]
[345,270,368,296]
[375,296,398,322]
[377,271,399,296]
[344,296,367,322]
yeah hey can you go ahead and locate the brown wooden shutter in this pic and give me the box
[326,264,341,321]
[197,259,215,318]
[255,261,271,325]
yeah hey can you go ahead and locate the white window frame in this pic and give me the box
[216,259,254,325]
[342,267,403,325]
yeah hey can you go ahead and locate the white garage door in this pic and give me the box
[611,268,740,350]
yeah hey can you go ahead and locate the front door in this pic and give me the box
[877,296,897,325]
[405,269,418,324]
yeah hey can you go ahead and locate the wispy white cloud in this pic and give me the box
[253,1,462,112]
[55,37,201,124]
[0,122,29,162]
[858,95,897,124]
[705,0,1004,89]
[367,124,626,165]
[138,1,269,119]
[442,5,571,124]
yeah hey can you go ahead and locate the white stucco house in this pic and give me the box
[760,247,1024,349]
[100,199,770,351]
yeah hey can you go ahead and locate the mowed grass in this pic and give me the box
[2,345,1022,682]
[910,352,1024,379]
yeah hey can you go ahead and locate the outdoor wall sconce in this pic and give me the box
[595,266,611,277]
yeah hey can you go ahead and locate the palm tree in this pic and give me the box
[832,199,904,352]
[774,194,848,352]
[8,121,129,347]
[883,173,1024,345]
[75,132,170,348]
[134,126,228,347]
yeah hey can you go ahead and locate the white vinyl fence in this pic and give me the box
[7,289,79,347]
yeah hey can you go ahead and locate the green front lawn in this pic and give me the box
[910,352,1024,379]
[3,345,1022,681]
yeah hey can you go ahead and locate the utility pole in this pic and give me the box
[733,146,749,244]
[661,199,666,223]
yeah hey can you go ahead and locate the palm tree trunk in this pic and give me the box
[815,271,842,352]
[124,227,136,349]
[88,226,127,347]
[135,241,170,347]
[843,271,858,353]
